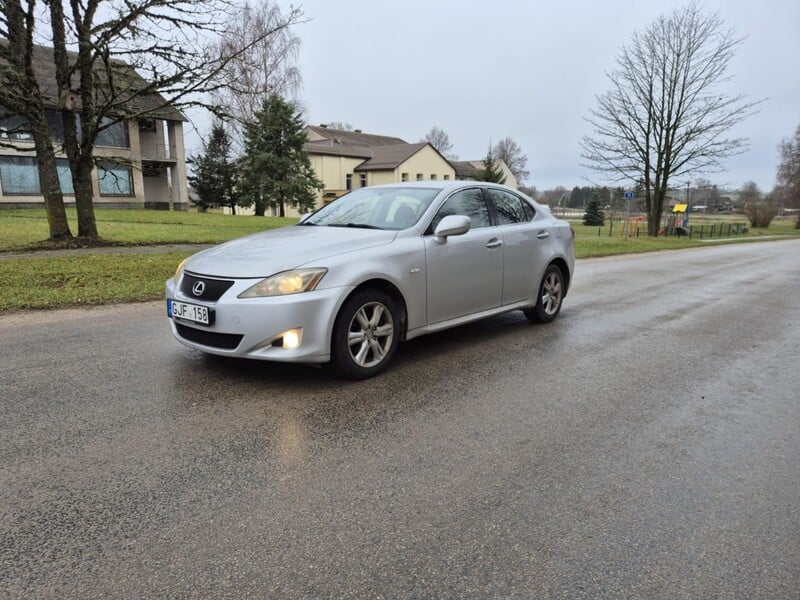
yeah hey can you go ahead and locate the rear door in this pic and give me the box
[485,188,551,305]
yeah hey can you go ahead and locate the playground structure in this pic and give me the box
[619,215,646,238]
[663,204,689,236]
[603,203,749,239]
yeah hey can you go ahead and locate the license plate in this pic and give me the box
[168,299,209,325]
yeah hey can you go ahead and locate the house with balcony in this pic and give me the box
[0,44,189,210]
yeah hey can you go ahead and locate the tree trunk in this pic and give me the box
[648,187,667,236]
[73,154,99,239]
[253,194,265,217]
[30,116,72,240]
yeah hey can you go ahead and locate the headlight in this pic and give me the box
[238,268,328,298]
[174,258,187,281]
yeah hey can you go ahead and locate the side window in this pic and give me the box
[488,189,528,225]
[522,199,535,220]
[429,188,491,232]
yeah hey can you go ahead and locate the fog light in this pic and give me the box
[282,328,302,349]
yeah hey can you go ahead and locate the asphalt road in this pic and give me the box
[1,239,799,599]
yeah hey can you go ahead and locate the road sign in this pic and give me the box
[623,192,635,199]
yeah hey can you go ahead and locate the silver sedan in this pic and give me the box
[166,181,575,379]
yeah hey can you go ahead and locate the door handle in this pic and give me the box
[537,231,550,239]
[486,239,503,249]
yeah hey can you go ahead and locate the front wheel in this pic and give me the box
[524,264,564,324]
[330,289,400,379]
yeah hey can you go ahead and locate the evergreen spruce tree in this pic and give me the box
[240,95,322,217]
[473,145,506,184]
[583,192,605,226]
[188,123,239,213]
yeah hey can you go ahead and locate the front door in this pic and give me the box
[424,188,503,324]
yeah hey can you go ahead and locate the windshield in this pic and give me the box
[301,187,441,230]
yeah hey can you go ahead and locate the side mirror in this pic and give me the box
[434,214,471,243]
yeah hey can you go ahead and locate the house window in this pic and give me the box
[401,173,409,182]
[98,161,133,196]
[360,173,367,188]
[346,174,352,191]
[431,174,437,180]
[96,117,130,148]
[56,160,74,194]
[0,111,74,144]
[416,173,423,181]
[46,111,65,144]
[0,156,74,195]
[0,115,33,141]
[0,156,39,194]
[138,118,157,133]
[444,174,450,180]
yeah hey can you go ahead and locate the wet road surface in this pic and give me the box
[1,239,799,598]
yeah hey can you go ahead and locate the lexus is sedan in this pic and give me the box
[166,181,575,379]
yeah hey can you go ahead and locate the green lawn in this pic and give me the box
[0,251,190,310]
[0,208,295,252]
[0,208,797,311]
[571,217,799,258]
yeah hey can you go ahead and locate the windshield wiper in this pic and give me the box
[296,221,317,226]
[328,223,384,230]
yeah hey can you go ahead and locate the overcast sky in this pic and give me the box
[187,0,799,192]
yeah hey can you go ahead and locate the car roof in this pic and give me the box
[369,180,524,194]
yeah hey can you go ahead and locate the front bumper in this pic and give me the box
[165,276,351,363]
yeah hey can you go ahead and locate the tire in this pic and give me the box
[524,264,565,324]
[330,289,400,379]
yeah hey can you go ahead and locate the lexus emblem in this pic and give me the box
[192,281,206,297]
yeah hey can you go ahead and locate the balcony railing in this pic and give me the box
[140,142,178,161]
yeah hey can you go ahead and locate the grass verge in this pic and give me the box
[0,251,190,310]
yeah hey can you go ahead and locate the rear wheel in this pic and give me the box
[330,289,400,379]
[524,264,564,323]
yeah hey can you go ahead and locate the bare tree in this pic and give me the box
[0,0,72,241]
[692,178,722,210]
[538,186,569,209]
[326,121,353,131]
[421,126,457,159]
[581,2,759,236]
[739,181,761,205]
[43,0,305,239]
[213,1,303,143]
[740,181,778,227]
[775,123,800,209]
[494,137,529,183]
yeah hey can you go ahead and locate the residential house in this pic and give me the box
[451,160,519,190]
[0,44,189,210]
[305,125,456,208]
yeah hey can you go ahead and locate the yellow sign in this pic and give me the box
[673,204,688,213]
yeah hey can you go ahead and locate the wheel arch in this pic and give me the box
[340,278,409,339]
[548,257,571,296]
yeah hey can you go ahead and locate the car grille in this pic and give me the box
[181,273,235,302]
[175,323,243,350]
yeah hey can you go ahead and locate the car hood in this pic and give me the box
[184,225,398,278]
